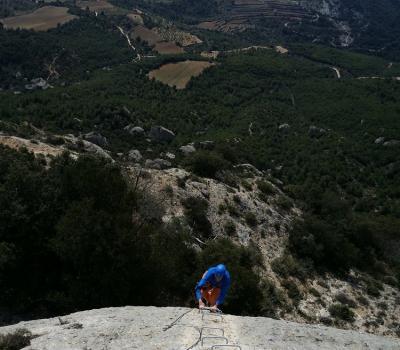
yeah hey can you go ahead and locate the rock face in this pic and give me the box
[179,144,196,155]
[128,149,142,162]
[83,132,108,148]
[124,125,145,136]
[309,125,327,138]
[1,306,399,350]
[145,158,172,169]
[383,140,400,147]
[149,126,175,143]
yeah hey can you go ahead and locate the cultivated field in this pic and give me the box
[0,6,77,31]
[148,60,214,89]
[127,13,144,25]
[154,42,184,54]
[131,25,162,46]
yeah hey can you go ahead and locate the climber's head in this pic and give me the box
[214,264,226,281]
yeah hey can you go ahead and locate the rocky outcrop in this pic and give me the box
[383,140,400,147]
[145,158,172,169]
[83,132,108,148]
[128,149,142,162]
[149,126,175,143]
[1,306,399,350]
[309,125,327,138]
[124,125,145,136]
[179,144,196,155]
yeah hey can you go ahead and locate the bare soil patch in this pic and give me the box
[0,6,77,31]
[131,25,162,46]
[148,60,214,89]
[154,42,184,54]
[127,13,143,25]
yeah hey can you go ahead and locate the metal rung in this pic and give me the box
[201,336,228,346]
[211,346,242,350]
[200,327,225,337]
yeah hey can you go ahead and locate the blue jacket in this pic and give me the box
[195,266,231,305]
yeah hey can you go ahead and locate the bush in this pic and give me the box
[182,196,212,238]
[245,212,257,227]
[227,203,239,217]
[276,195,293,211]
[357,295,370,306]
[328,303,355,322]
[0,329,32,350]
[281,279,302,305]
[335,292,357,308]
[309,287,321,297]
[188,151,229,179]
[241,180,252,191]
[224,220,236,236]
[257,180,275,195]
[271,254,307,280]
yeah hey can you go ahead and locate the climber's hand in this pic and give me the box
[209,305,220,313]
[199,299,206,309]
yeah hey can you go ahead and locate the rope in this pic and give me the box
[162,308,201,350]
[163,308,194,332]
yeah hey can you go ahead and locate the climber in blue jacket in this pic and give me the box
[195,264,231,312]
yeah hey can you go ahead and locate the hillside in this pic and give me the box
[1,306,400,349]
[0,0,399,345]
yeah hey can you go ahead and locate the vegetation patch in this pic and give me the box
[0,328,32,350]
[328,303,355,323]
[0,6,78,31]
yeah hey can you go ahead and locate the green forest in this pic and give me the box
[0,0,400,323]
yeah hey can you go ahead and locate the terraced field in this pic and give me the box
[199,0,312,32]
[0,6,77,31]
[148,60,214,89]
[224,0,311,20]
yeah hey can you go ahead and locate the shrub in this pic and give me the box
[257,180,275,195]
[319,316,333,326]
[224,220,236,236]
[309,287,321,297]
[281,279,302,305]
[245,212,257,227]
[241,180,252,191]
[163,184,174,197]
[233,195,241,204]
[271,254,307,280]
[218,203,226,214]
[177,177,186,188]
[377,302,388,310]
[362,276,383,297]
[335,292,357,308]
[276,195,293,211]
[189,151,229,178]
[227,203,239,217]
[260,279,287,318]
[182,196,212,238]
[0,329,32,350]
[357,295,370,306]
[328,303,355,322]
